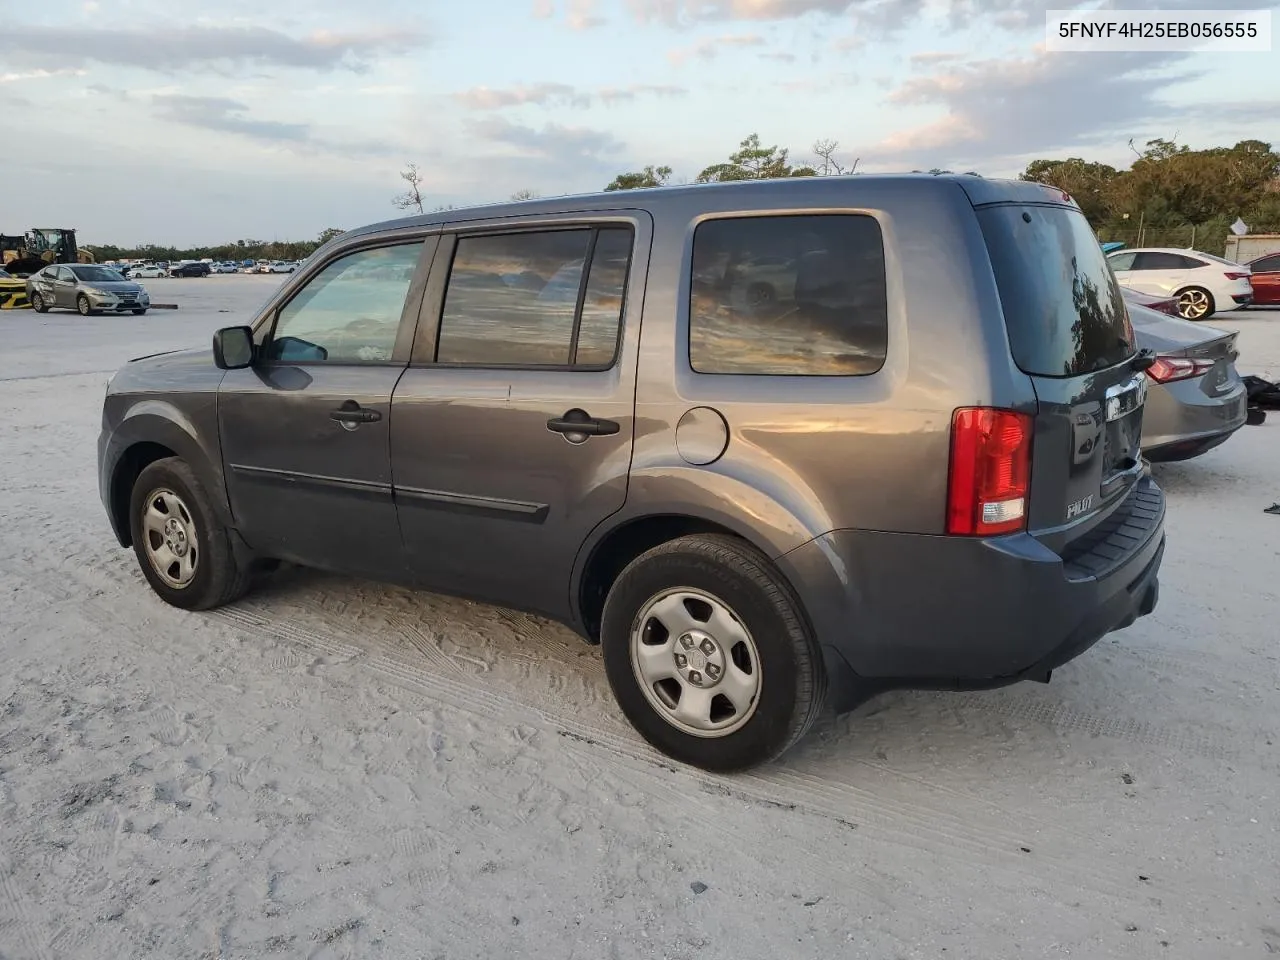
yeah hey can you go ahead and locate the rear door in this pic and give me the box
[1127,252,1190,297]
[389,213,648,621]
[977,202,1147,552]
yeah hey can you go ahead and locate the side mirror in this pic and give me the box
[212,325,254,369]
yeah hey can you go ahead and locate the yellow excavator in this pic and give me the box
[1,227,95,278]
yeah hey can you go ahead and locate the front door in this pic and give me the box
[390,217,649,620]
[218,237,435,580]
[49,265,76,308]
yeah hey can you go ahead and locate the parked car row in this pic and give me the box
[107,259,301,278]
[1106,245,1280,320]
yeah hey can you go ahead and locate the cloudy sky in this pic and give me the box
[2,0,1275,245]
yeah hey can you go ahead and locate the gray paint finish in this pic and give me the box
[99,173,1166,703]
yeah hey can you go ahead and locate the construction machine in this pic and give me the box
[0,228,95,277]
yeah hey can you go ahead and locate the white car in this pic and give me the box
[211,262,238,274]
[130,264,168,279]
[262,260,295,274]
[1106,247,1253,321]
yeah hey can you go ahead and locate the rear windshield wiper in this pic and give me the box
[1130,347,1157,372]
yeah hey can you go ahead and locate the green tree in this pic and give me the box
[316,227,345,245]
[604,165,673,191]
[1020,158,1121,223]
[696,134,817,182]
[392,162,425,214]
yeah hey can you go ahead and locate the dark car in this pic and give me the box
[1246,252,1280,306]
[171,261,212,278]
[27,263,150,315]
[97,176,1165,771]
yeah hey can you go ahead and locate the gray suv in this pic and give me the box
[97,176,1166,771]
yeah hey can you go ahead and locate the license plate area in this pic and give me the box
[1102,374,1146,489]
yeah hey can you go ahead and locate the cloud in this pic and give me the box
[760,51,797,62]
[467,117,626,161]
[868,49,1210,170]
[533,0,555,16]
[909,51,961,65]
[0,67,87,83]
[152,94,311,143]
[455,82,686,109]
[0,24,427,75]
[567,0,609,28]
[667,33,765,65]
[630,0,927,32]
[455,83,591,110]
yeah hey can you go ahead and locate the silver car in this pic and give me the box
[27,263,151,316]
[1130,299,1248,461]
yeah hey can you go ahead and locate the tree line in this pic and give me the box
[599,135,1279,253]
[91,135,1278,261]
[87,227,347,264]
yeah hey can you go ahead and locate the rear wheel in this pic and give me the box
[76,294,95,316]
[129,457,252,610]
[600,534,826,772]
[1176,286,1215,320]
[30,291,48,313]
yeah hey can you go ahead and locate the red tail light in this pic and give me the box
[1146,356,1214,383]
[1224,272,1249,281]
[947,408,1033,537]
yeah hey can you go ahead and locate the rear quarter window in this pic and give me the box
[688,214,888,376]
[977,204,1133,378]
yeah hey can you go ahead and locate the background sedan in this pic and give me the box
[1133,301,1248,461]
[1246,252,1280,306]
[26,264,151,316]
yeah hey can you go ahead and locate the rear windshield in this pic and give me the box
[978,204,1133,378]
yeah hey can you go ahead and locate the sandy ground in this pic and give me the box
[1,277,1278,959]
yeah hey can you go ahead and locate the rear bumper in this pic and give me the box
[779,476,1166,710]
[1142,374,1247,459]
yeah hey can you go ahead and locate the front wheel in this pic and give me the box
[129,457,252,610]
[1176,286,1215,321]
[30,291,48,313]
[600,534,826,772]
[76,294,95,316]
[132,308,148,315]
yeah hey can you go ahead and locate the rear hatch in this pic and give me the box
[976,199,1148,555]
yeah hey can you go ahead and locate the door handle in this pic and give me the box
[329,400,381,424]
[547,409,619,437]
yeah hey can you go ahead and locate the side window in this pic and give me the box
[435,225,632,367]
[1132,252,1185,271]
[1107,252,1137,271]
[266,242,423,364]
[1253,255,1280,273]
[55,266,73,282]
[688,214,888,376]
[1175,254,1207,269]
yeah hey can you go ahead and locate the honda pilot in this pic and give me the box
[97,175,1165,771]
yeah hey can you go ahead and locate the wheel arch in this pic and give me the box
[572,508,803,645]
[106,410,229,547]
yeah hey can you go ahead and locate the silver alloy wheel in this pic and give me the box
[630,587,761,738]
[77,294,92,316]
[141,488,199,589]
[1177,288,1210,320]
[30,292,44,312]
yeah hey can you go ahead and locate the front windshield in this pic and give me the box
[70,265,127,283]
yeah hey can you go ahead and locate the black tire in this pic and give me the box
[600,533,826,772]
[30,291,48,313]
[76,294,95,316]
[132,308,147,315]
[129,457,252,611]
[1175,286,1215,321]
